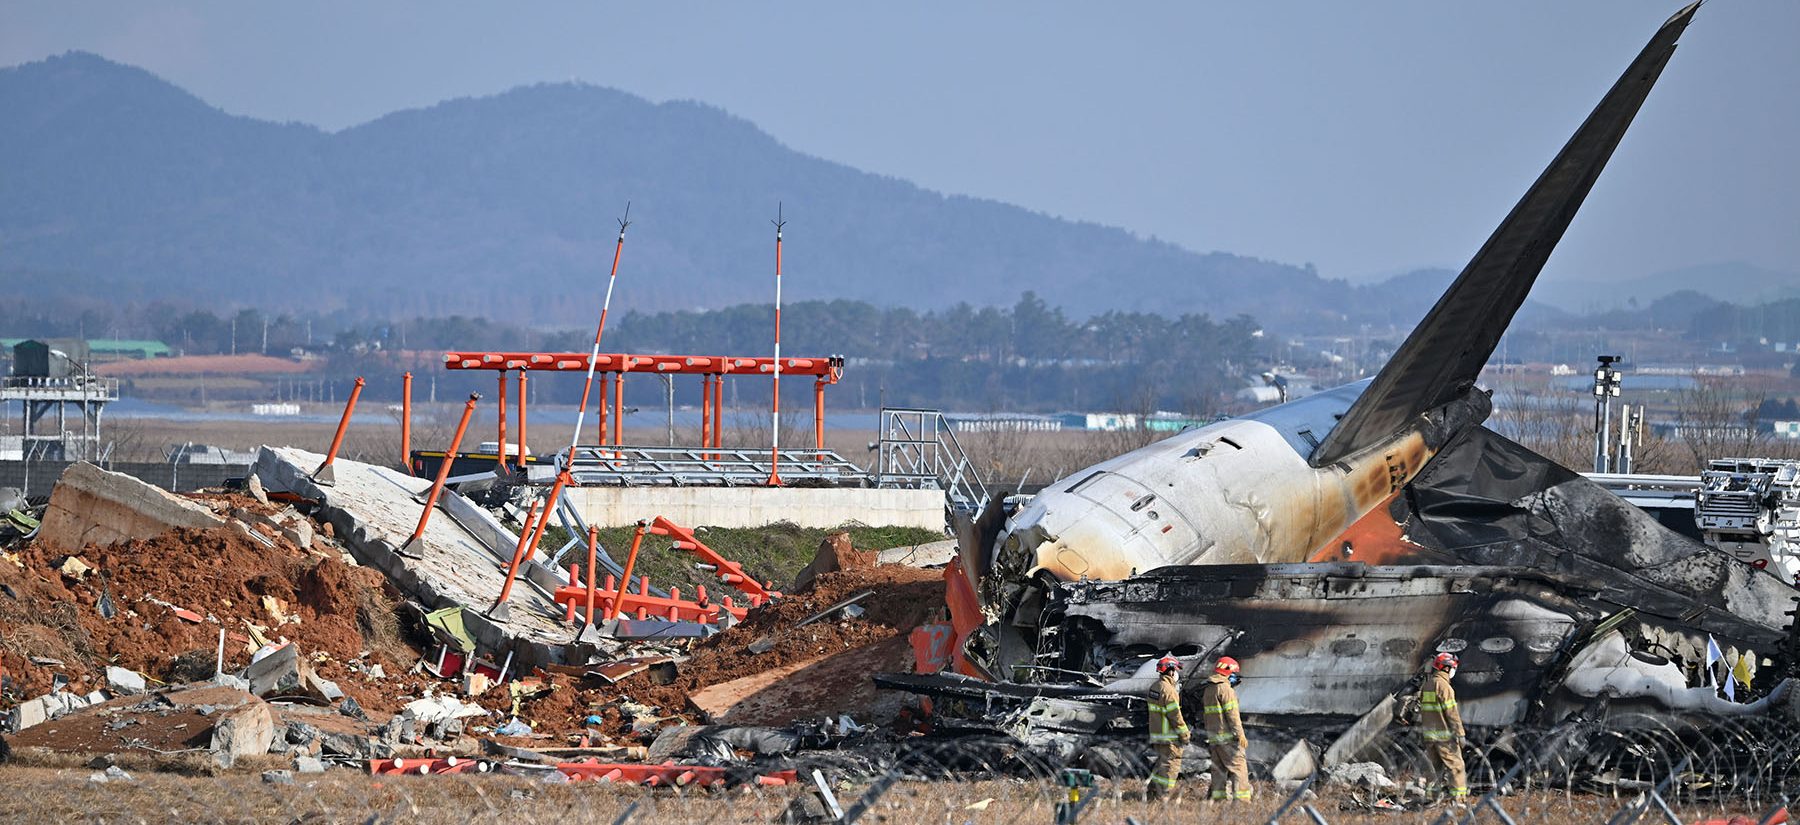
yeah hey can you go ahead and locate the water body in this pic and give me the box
[107,397,887,431]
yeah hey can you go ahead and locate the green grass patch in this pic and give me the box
[534,522,945,594]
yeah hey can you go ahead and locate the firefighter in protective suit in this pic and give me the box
[1420,652,1468,801]
[1145,655,1189,800]
[1202,656,1252,802]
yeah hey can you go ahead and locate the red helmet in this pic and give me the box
[1433,652,1460,671]
[1214,656,1240,675]
[1156,655,1182,674]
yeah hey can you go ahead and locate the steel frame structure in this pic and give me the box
[442,351,844,455]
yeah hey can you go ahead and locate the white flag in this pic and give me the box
[1705,635,1724,687]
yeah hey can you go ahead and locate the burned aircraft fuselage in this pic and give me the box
[949,4,1800,730]
[976,384,1484,668]
[1042,564,1588,727]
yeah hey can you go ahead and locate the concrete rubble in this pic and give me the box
[37,462,225,553]
[0,457,965,789]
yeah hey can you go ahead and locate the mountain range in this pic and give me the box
[1,52,1778,331]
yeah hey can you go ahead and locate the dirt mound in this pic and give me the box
[0,524,418,714]
[789,530,876,592]
[503,565,944,738]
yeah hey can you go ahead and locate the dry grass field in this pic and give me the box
[0,766,1765,825]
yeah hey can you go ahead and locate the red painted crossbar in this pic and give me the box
[369,757,494,776]
[443,352,842,380]
[553,569,749,625]
[554,760,798,787]
[649,516,781,605]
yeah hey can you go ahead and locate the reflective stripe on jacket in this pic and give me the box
[1200,673,1246,747]
[1419,670,1464,742]
[1147,673,1189,743]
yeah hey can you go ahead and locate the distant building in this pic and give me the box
[0,338,171,363]
[1773,421,1800,440]
[1144,412,1206,432]
[1084,413,1139,432]
[1,339,119,461]
[943,412,1063,433]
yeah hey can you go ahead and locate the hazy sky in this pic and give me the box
[5,2,1796,284]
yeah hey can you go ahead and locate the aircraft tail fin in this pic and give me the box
[1310,2,1701,468]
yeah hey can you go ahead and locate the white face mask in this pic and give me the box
[1446,667,1458,679]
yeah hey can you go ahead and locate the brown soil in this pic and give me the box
[0,517,421,717]
[496,565,944,740]
[3,485,946,747]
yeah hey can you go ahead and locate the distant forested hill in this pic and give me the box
[3,52,1388,328]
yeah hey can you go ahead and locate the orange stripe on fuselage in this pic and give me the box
[1308,491,1427,564]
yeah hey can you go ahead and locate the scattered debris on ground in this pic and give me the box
[0,459,956,782]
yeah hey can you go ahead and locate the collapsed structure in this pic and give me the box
[895,0,1800,787]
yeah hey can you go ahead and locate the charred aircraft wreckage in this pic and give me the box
[883,2,1800,787]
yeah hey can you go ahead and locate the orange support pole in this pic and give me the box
[402,392,479,555]
[584,525,599,625]
[489,500,540,615]
[700,376,713,450]
[609,522,646,621]
[613,372,625,446]
[813,377,826,458]
[598,374,612,447]
[313,376,366,486]
[523,470,572,560]
[517,371,529,471]
[711,374,723,455]
[401,372,413,475]
[497,371,509,470]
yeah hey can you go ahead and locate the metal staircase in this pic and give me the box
[875,408,989,511]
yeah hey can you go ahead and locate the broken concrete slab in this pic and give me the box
[210,702,275,769]
[105,666,146,696]
[246,472,270,505]
[8,694,50,732]
[247,643,304,697]
[38,462,226,553]
[875,539,958,568]
[321,731,390,759]
[303,672,344,703]
[253,447,576,670]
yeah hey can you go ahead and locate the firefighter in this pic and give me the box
[1145,654,1189,800]
[1420,652,1468,802]
[1202,656,1252,802]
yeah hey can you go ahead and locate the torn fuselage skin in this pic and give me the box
[974,386,1488,676]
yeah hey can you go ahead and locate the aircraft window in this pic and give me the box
[1330,639,1369,657]
[1436,639,1468,653]
[1380,639,1416,657]
[1479,637,1516,654]
[1277,640,1312,659]
[1525,635,1563,653]
[1065,471,1104,494]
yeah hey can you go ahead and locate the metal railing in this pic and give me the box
[562,444,868,487]
[875,408,989,510]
